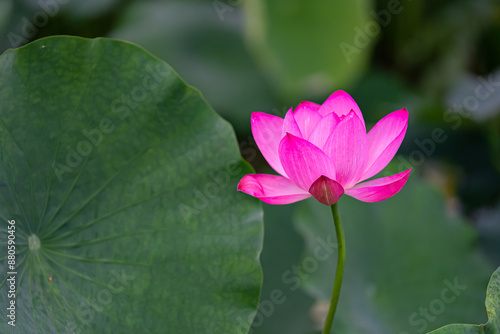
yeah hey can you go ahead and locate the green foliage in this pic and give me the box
[0,1,499,333]
[0,36,263,333]
[245,0,375,100]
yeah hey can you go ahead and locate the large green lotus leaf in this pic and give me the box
[0,36,263,333]
[245,0,374,100]
[429,266,500,334]
[294,173,493,333]
[109,0,275,135]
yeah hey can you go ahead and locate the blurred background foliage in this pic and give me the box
[1,0,500,332]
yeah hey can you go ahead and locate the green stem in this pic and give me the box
[322,202,346,334]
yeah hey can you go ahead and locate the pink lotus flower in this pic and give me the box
[237,91,411,205]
